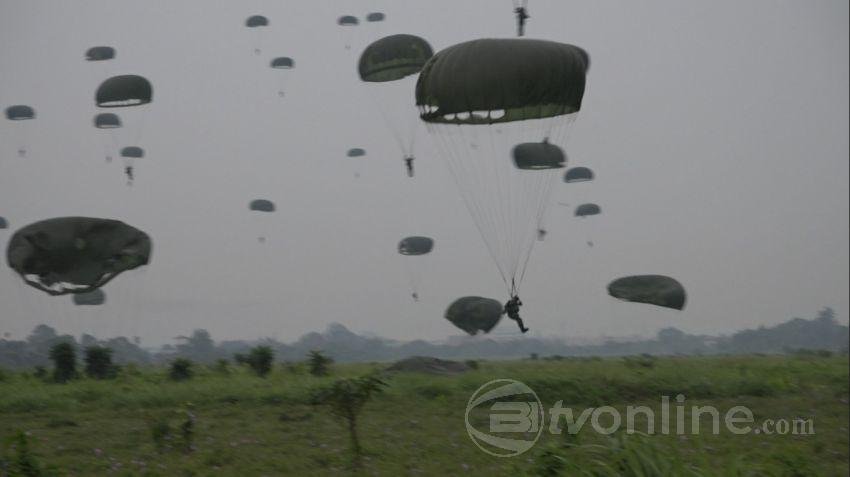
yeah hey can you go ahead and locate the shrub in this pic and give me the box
[49,342,78,383]
[169,358,194,381]
[308,350,333,377]
[247,346,274,377]
[84,346,116,379]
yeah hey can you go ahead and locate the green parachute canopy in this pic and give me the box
[359,34,433,82]
[6,217,152,296]
[445,296,503,335]
[338,15,359,26]
[416,39,589,124]
[249,199,275,212]
[366,12,385,22]
[94,113,121,129]
[607,275,686,310]
[575,203,600,217]
[270,57,294,69]
[5,105,35,120]
[245,15,269,27]
[96,75,153,107]
[347,148,366,157]
[398,236,434,255]
[120,146,144,159]
[85,46,115,61]
[73,289,106,306]
[564,166,593,183]
[0,217,7,229]
[512,141,566,170]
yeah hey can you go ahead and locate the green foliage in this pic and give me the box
[307,350,333,377]
[83,346,116,380]
[464,359,480,370]
[179,403,196,454]
[48,342,77,383]
[32,366,47,380]
[147,416,172,453]
[246,346,274,377]
[213,358,230,375]
[169,358,194,381]
[2,431,45,477]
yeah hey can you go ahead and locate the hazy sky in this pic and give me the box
[1,0,847,345]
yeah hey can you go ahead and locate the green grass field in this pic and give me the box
[1,354,847,476]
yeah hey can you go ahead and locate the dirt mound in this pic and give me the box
[386,356,470,375]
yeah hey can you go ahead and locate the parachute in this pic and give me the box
[249,199,275,212]
[347,148,366,158]
[85,46,115,61]
[417,39,589,294]
[0,217,7,229]
[73,289,106,306]
[6,217,152,296]
[337,15,358,26]
[359,34,433,160]
[398,236,434,255]
[512,141,566,170]
[607,275,686,310]
[337,15,360,50]
[366,12,385,22]
[245,15,269,27]
[575,203,600,217]
[445,296,503,335]
[120,146,144,159]
[564,166,593,183]
[5,105,35,120]
[94,113,121,129]
[96,75,153,107]
[270,57,295,97]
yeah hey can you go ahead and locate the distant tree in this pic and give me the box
[169,358,194,381]
[175,329,216,363]
[84,346,116,379]
[247,346,274,377]
[33,366,47,380]
[311,374,387,468]
[233,353,248,366]
[308,350,333,376]
[49,342,77,383]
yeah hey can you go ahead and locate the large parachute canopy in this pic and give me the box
[445,296,503,335]
[347,148,366,158]
[94,113,121,129]
[73,289,106,306]
[338,15,359,26]
[366,12,385,22]
[96,75,153,107]
[245,15,268,27]
[249,199,275,212]
[6,217,152,296]
[416,39,588,124]
[120,146,144,159]
[607,275,686,310]
[5,105,35,120]
[359,34,433,82]
[398,236,434,255]
[575,203,601,217]
[85,46,115,61]
[512,141,566,170]
[564,166,593,183]
[270,57,295,69]
[416,38,589,293]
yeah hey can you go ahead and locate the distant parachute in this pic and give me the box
[6,217,152,296]
[249,199,275,212]
[0,217,7,229]
[120,146,144,159]
[73,289,106,306]
[96,75,153,107]
[245,15,269,27]
[366,12,385,22]
[445,296,503,335]
[337,15,358,26]
[417,38,589,294]
[512,141,566,170]
[5,105,35,120]
[398,236,434,255]
[575,203,600,217]
[85,46,115,61]
[337,15,360,50]
[94,113,121,129]
[347,148,366,158]
[564,166,594,183]
[270,57,294,69]
[607,275,686,310]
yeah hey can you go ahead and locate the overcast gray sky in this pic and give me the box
[1,0,847,345]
